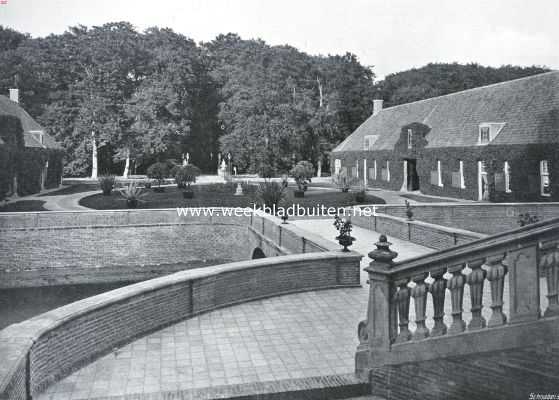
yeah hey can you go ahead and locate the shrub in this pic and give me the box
[518,212,539,227]
[146,162,170,188]
[175,165,201,190]
[119,182,146,208]
[260,164,275,178]
[333,171,356,192]
[290,161,315,191]
[98,175,116,196]
[256,180,286,212]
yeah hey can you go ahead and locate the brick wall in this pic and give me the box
[0,251,361,398]
[351,213,485,250]
[370,345,559,400]
[0,209,337,288]
[378,203,559,235]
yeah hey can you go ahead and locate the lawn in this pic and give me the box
[79,183,385,210]
[0,200,48,212]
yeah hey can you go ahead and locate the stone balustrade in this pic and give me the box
[356,217,559,379]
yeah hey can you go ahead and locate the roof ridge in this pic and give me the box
[381,70,559,112]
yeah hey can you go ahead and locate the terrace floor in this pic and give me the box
[43,220,533,400]
[37,220,432,399]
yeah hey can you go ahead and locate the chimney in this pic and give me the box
[373,99,383,116]
[9,89,19,103]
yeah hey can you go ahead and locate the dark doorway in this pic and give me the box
[252,248,266,259]
[407,159,420,191]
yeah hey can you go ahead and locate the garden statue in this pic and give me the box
[234,182,243,196]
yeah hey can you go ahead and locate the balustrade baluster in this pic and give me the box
[466,259,487,330]
[411,272,429,340]
[429,268,447,336]
[447,264,466,334]
[486,254,508,327]
[394,278,411,343]
[540,240,559,317]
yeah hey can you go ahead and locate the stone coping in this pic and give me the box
[0,250,362,398]
[373,212,486,238]
[79,373,369,400]
[357,202,559,208]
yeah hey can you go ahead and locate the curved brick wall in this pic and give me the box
[0,251,361,399]
[0,209,338,288]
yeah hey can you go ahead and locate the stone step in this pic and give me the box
[84,374,370,400]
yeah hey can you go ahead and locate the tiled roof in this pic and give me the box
[333,71,559,152]
[0,95,62,150]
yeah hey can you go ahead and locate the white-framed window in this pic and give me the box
[478,123,505,145]
[459,160,465,189]
[504,161,511,193]
[369,160,377,180]
[437,160,443,187]
[363,135,379,151]
[407,129,413,149]
[334,159,341,175]
[541,160,551,196]
[31,130,44,145]
[479,126,490,144]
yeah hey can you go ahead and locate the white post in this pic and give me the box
[91,131,98,179]
[363,159,367,187]
[122,148,130,178]
[317,159,322,177]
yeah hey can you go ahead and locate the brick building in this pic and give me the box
[331,71,559,202]
[0,89,63,197]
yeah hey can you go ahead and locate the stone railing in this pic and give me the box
[0,250,361,400]
[355,217,559,379]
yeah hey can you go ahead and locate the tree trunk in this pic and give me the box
[317,159,322,177]
[122,148,130,178]
[91,131,98,179]
[317,76,323,108]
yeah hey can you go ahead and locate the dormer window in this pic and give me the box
[478,123,505,145]
[31,131,44,146]
[363,135,379,151]
[407,129,413,149]
[480,127,490,143]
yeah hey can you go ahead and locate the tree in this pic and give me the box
[374,62,550,107]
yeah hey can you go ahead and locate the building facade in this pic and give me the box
[0,90,63,197]
[331,71,559,202]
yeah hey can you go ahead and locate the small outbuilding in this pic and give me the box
[0,89,63,198]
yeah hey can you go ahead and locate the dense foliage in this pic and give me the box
[0,24,549,178]
[374,63,550,107]
[0,25,376,177]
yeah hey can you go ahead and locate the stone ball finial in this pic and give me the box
[368,234,398,269]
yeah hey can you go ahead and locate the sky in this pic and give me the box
[0,0,557,79]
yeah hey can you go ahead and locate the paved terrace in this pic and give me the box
[37,219,548,400]
[37,221,431,400]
